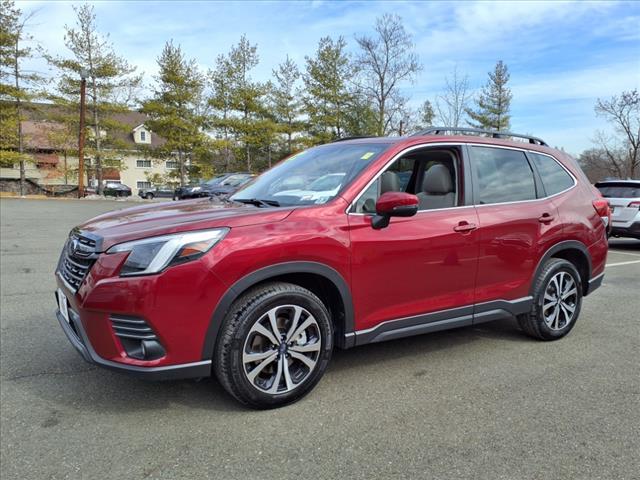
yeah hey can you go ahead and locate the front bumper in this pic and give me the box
[56,304,211,380]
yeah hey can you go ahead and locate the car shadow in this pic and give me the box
[17,319,529,415]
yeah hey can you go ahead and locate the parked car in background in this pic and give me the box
[103,183,132,197]
[55,127,609,408]
[174,173,253,200]
[203,173,255,197]
[174,174,229,200]
[138,185,175,200]
[595,180,640,239]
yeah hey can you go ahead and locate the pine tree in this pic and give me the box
[0,0,43,194]
[44,4,142,194]
[226,35,270,171]
[271,55,304,155]
[141,40,206,186]
[208,54,235,172]
[466,60,512,131]
[418,100,435,129]
[303,36,354,143]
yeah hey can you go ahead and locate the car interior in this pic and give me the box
[353,148,461,213]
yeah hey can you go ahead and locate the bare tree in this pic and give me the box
[355,13,421,136]
[434,66,471,128]
[592,89,640,179]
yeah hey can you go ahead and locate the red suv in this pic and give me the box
[55,128,609,408]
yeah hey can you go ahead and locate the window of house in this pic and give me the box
[136,159,151,168]
[140,131,146,141]
[529,152,574,196]
[137,181,151,189]
[166,160,179,169]
[470,146,536,204]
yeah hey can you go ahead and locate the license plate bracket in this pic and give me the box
[57,288,70,324]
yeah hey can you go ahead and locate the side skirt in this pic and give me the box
[349,297,533,346]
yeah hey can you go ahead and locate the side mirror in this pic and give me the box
[371,192,419,229]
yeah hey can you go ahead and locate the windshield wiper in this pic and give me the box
[233,198,280,208]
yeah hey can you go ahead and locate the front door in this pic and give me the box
[347,145,479,341]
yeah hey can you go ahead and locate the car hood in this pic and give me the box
[77,198,294,251]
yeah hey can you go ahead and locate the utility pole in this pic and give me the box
[15,36,25,196]
[77,70,87,198]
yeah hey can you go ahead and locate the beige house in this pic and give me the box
[0,105,184,195]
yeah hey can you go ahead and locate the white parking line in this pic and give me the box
[605,260,640,267]
[608,250,640,257]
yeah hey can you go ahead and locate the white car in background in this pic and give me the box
[595,180,640,240]
[274,173,346,203]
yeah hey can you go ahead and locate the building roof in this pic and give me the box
[14,102,166,152]
[21,120,74,151]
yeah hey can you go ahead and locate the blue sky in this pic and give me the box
[16,0,640,154]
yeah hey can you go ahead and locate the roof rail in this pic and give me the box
[411,127,548,146]
[331,136,379,143]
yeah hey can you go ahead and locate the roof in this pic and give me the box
[333,133,558,156]
[21,121,74,151]
[11,102,165,152]
[595,179,640,185]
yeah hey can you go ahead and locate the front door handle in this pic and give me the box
[538,213,555,223]
[453,221,477,233]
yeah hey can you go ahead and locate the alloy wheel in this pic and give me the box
[542,271,578,331]
[242,305,321,394]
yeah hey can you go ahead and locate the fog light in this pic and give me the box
[140,340,165,360]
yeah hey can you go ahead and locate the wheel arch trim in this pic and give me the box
[201,261,355,360]
[531,240,592,296]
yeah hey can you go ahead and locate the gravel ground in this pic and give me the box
[1,198,639,480]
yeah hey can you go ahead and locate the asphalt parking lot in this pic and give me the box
[1,198,638,480]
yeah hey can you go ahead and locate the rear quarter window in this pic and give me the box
[529,152,574,196]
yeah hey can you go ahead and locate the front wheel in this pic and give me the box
[518,258,582,340]
[145,193,154,200]
[214,282,333,409]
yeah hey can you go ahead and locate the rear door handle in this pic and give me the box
[538,213,555,223]
[453,221,477,233]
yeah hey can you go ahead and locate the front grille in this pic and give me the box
[110,315,158,341]
[58,232,99,292]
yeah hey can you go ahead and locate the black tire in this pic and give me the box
[214,282,333,409]
[145,193,154,200]
[518,258,582,341]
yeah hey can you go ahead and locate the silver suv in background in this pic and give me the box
[595,180,640,239]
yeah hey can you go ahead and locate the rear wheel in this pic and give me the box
[518,258,582,340]
[214,282,333,409]
[145,193,154,200]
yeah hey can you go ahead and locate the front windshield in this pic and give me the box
[231,142,390,206]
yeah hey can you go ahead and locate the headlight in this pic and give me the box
[191,186,202,192]
[107,229,229,276]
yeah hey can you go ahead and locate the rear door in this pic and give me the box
[469,145,564,313]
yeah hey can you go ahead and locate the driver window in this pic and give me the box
[352,148,459,213]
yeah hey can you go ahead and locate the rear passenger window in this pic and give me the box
[470,146,536,204]
[529,153,574,195]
